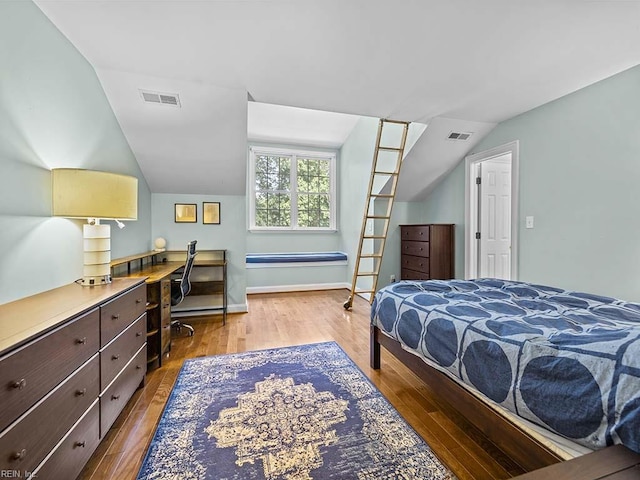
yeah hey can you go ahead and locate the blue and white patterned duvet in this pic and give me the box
[371,279,640,453]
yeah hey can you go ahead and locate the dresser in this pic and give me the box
[400,224,454,280]
[0,278,147,480]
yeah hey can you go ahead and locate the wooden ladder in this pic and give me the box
[343,118,410,310]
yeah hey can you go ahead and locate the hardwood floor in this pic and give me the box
[79,289,525,480]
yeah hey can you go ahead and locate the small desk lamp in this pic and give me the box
[52,168,138,286]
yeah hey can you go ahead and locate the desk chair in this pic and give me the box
[171,240,197,336]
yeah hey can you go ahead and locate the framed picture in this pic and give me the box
[175,203,197,223]
[203,202,220,224]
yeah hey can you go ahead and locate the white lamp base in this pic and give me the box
[82,222,112,286]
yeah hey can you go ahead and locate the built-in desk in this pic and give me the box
[159,250,227,325]
[111,253,181,370]
[111,249,228,370]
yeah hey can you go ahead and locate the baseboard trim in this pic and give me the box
[246,282,350,295]
[172,302,248,317]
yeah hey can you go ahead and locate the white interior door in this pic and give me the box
[479,157,512,279]
[464,141,519,281]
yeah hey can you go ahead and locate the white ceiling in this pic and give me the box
[34,0,640,197]
[247,102,361,149]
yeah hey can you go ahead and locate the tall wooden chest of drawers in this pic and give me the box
[400,224,454,280]
[0,278,147,480]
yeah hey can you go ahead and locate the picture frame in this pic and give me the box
[203,202,221,224]
[174,203,197,223]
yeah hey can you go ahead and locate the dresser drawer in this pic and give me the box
[402,240,429,257]
[33,400,100,480]
[401,268,429,280]
[100,314,146,391]
[100,345,146,436]
[401,255,430,274]
[0,354,99,474]
[0,309,99,432]
[401,225,430,242]
[101,284,147,347]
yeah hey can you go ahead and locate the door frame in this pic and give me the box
[464,140,520,280]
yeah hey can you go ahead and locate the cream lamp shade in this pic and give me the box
[52,168,138,286]
[52,169,138,220]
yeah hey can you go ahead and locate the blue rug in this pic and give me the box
[137,342,455,479]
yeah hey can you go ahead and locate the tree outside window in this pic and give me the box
[250,147,336,231]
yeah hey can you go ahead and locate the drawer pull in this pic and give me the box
[12,449,27,461]
[136,298,143,304]
[76,388,87,396]
[136,331,143,337]
[74,441,86,448]
[11,379,27,390]
[112,354,120,360]
[76,337,87,345]
[112,314,120,320]
[136,365,142,370]
[111,394,120,400]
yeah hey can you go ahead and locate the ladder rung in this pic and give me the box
[381,119,410,125]
[363,235,385,239]
[373,170,398,176]
[366,215,390,220]
[355,289,375,294]
[378,146,402,152]
[370,194,394,198]
[360,254,382,258]
[356,272,378,277]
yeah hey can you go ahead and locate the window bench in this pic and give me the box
[246,252,348,268]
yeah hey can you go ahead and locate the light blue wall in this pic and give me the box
[0,1,151,305]
[338,117,379,290]
[419,64,640,301]
[419,164,466,279]
[246,265,347,290]
[151,193,247,309]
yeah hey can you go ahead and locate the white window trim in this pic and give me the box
[249,145,337,232]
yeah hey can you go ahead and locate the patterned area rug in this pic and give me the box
[137,342,455,479]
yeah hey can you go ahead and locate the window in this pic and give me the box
[249,146,336,231]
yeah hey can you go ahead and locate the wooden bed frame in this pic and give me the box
[370,324,564,472]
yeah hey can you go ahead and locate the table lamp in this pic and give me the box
[52,168,138,286]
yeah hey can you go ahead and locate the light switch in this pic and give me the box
[526,216,534,229]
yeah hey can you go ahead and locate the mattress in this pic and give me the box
[371,278,640,454]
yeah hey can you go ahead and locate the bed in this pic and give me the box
[370,278,640,471]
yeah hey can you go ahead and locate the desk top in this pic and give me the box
[114,259,226,284]
[110,250,159,268]
[115,261,184,283]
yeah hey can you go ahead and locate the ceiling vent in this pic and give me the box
[140,90,181,107]
[447,131,472,141]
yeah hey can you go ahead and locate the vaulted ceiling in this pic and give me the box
[34,1,640,199]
